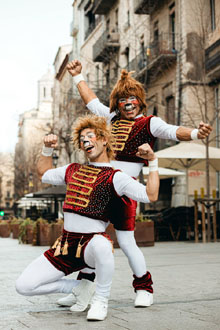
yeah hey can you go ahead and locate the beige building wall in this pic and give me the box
[70,0,220,207]
[14,70,54,198]
[0,153,14,213]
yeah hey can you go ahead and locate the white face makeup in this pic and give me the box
[79,128,107,162]
[118,95,141,120]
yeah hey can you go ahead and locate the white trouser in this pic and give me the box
[115,230,147,277]
[16,235,114,298]
[80,230,146,278]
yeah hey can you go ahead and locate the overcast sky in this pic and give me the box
[0,0,73,153]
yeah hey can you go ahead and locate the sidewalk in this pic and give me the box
[0,237,220,330]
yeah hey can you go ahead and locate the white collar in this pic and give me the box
[89,162,112,167]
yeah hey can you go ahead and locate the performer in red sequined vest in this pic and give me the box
[16,115,159,321]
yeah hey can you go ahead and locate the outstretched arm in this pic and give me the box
[37,134,58,178]
[66,60,97,105]
[176,121,212,140]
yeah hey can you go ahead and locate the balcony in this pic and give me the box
[126,33,178,83]
[93,0,118,15]
[205,38,220,80]
[134,0,162,15]
[93,31,120,62]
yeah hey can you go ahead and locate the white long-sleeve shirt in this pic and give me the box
[42,162,150,233]
[87,98,179,177]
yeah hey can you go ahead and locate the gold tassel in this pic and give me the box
[52,236,62,249]
[54,241,61,257]
[62,239,69,255]
[75,236,84,258]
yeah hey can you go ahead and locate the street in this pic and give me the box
[0,237,220,330]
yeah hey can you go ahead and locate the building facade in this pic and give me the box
[14,70,54,199]
[0,153,14,217]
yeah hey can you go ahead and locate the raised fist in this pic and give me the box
[66,60,82,77]
[136,143,156,161]
[43,134,58,148]
[197,121,212,139]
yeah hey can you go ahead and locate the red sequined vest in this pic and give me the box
[63,163,119,222]
[111,115,156,165]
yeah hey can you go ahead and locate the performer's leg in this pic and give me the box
[116,230,146,276]
[84,235,114,321]
[115,229,153,307]
[16,254,78,296]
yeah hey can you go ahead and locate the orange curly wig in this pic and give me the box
[109,70,147,114]
[72,115,115,160]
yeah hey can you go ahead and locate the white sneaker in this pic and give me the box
[134,290,153,307]
[70,279,95,312]
[87,295,108,321]
[57,293,76,307]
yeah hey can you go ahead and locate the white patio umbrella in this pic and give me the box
[155,141,220,205]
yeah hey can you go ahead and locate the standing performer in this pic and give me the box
[58,60,212,309]
[16,115,159,321]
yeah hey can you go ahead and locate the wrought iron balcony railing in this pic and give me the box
[93,30,120,62]
[93,0,118,15]
[205,38,220,79]
[134,0,162,15]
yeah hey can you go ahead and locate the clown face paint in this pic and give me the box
[118,96,141,120]
[79,128,108,162]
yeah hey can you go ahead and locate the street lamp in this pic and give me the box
[52,151,59,168]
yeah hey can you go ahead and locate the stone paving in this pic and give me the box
[0,237,220,330]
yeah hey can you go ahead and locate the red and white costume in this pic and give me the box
[84,98,179,291]
[16,162,150,299]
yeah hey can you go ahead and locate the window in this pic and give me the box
[105,69,110,85]
[153,21,159,41]
[125,46,130,70]
[96,66,99,88]
[166,96,175,125]
[127,10,130,27]
[43,87,46,98]
[115,8,118,32]
[106,19,110,33]
[169,3,175,49]
[210,0,216,31]
[215,87,219,148]
[7,191,10,198]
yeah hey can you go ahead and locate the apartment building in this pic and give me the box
[14,70,53,199]
[69,0,219,207]
[52,44,86,166]
[0,153,14,217]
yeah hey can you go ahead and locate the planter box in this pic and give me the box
[37,223,51,246]
[134,221,154,247]
[26,224,34,244]
[11,224,20,239]
[50,223,63,247]
[106,221,154,248]
[0,223,10,237]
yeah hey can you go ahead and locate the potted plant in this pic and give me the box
[106,214,154,248]
[134,214,154,247]
[10,218,23,239]
[0,220,10,238]
[18,218,34,244]
[33,218,51,246]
